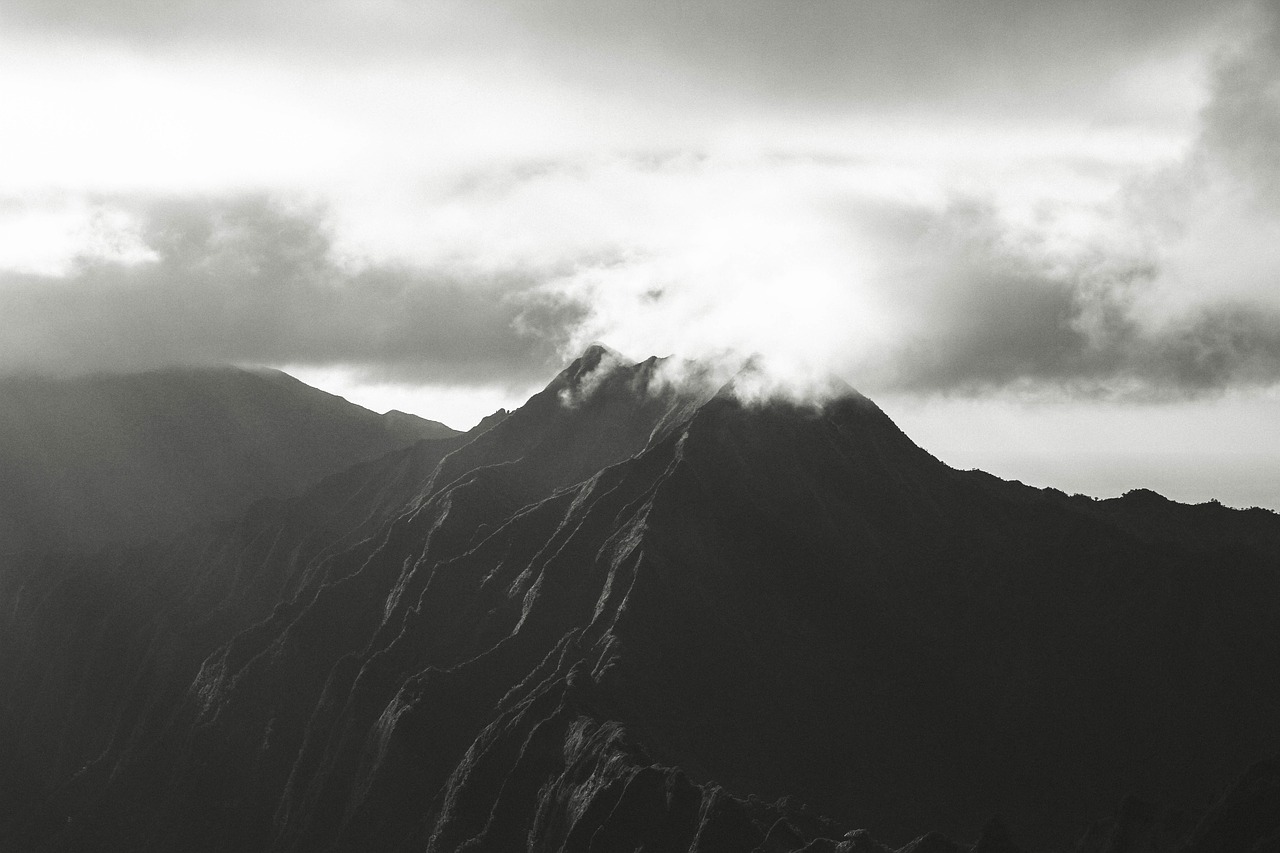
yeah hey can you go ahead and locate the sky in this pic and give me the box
[2,0,1280,509]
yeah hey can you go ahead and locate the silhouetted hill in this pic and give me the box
[1,349,1277,852]
[0,367,457,552]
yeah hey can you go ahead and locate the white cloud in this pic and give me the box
[0,197,156,275]
[2,0,1280,507]
[1,0,1278,406]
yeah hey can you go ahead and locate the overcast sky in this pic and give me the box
[3,0,1280,508]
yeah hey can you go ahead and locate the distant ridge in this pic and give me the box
[0,366,458,552]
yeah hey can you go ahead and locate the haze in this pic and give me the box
[2,0,1279,509]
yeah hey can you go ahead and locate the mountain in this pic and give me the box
[0,366,457,553]
[2,347,1278,852]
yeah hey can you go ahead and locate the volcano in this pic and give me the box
[2,347,1278,852]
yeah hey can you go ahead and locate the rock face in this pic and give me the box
[0,366,456,553]
[1072,759,1280,853]
[2,348,1279,852]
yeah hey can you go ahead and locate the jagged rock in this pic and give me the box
[3,350,1279,853]
[842,829,894,853]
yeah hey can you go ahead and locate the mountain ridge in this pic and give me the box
[0,365,458,553]
[2,350,1278,852]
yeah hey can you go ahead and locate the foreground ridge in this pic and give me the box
[1,351,1278,852]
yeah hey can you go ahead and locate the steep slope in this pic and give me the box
[4,349,1279,852]
[0,346,709,848]
[591,394,1280,845]
[0,366,456,553]
[0,425,474,846]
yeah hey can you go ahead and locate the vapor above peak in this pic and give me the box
[556,344,867,416]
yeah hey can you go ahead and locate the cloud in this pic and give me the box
[518,167,1280,399]
[0,0,488,57]
[10,117,1278,400]
[516,0,1237,120]
[874,3,1280,399]
[872,201,1280,396]
[515,2,1280,401]
[2,0,1278,404]
[1196,0,1280,207]
[0,0,1242,137]
[0,195,583,384]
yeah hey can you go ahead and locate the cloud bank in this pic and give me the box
[1,0,1278,405]
[0,195,580,386]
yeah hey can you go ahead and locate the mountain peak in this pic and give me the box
[6,350,1280,853]
[560,342,628,384]
[710,356,868,408]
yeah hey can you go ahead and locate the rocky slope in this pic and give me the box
[0,366,456,553]
[2,348,1278,852]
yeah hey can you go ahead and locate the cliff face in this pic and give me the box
[3,349,1279,852]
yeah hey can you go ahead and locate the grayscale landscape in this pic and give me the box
[1,2,1279,851]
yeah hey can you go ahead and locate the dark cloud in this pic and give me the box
[857,7,1280,399]
[3,1,1277,402]
[876,201,1280,397]
[0,195,584,385]
[519,0,1238,114]
[1196,1,1280,207]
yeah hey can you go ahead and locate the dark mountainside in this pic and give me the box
[0,367,456,553]
[2,347,1278,853]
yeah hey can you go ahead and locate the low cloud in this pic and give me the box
[0,195,583,385]
[522,5,1280,401]
[876,200,1280,395]
[2,3,1279,403]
